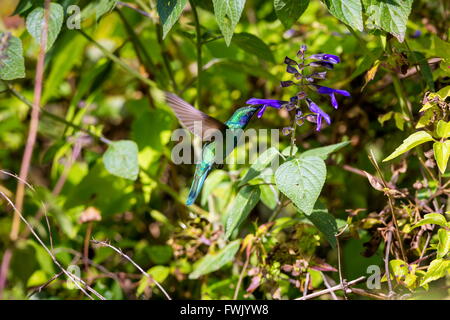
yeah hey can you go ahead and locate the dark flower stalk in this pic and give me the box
[246,44,351,134]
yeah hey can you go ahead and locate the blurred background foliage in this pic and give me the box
[0,0,449,300]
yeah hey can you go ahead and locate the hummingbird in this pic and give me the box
[165,92,259,205]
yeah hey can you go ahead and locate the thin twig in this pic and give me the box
[117,1,153,18]
[233,250,251,300]
[384,229,394,296]
[189,0,202,107]
[91,239,172,300]
[368,150,407,261]
[0,191,103,300]
[27,272,63,298]
[303,272,310,297]
[321,273,339,300]
[335,233,348,300]
[295,276,366,300]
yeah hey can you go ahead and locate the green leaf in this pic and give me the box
[225,186,260,239]
[433,141,450,174]
[157,0,188,39]
[26,3,64,51]
[13,0,34,16]
[148,265,170,283]
[437,229,450,259]
[383,131,435,162]
[94,0,118,19]
[189,240,241,279]
[260,183,279,210]
[239,147,280,186]
[212,0,246,46]
[412,213,448,229]
[201,170,229,205]
[436,120,450,139]
[300,141,350,160]
[305,204,338,248]
[323,0,363,31]
[103,140,139,181]
[232,32,275,62]
[274,0,310,29]
[275,156,326,215]
[362,0,413,42]
[420,258,450,286]
[0,33,25,80]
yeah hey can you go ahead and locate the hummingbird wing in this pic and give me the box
[165,92,227,141]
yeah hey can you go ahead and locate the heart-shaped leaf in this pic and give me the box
[275,156,326,215]
[26,3,64,51]
[103,140,139,181]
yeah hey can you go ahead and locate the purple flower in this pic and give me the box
[246,98,287,118]
[314,85,350,109]
[306,98,330,131]
[410,30,422,38]
[309,61,335,69]
[309,53,340,64]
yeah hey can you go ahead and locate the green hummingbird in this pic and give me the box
[165,93,259,205]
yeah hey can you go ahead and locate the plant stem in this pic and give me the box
[190,0,202,107]
[233,250,251,299]
[10,0,51,240]
[368,151,407,262]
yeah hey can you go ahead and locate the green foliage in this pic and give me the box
[189,240,241,279]
[103,140,139,181]
[274,0,310,29]
[25,3,64,51]
[225,186,260,239]
[383,131,435,162]
[275,156,326,215]
[157,0,188,39]
[232,33,275,62]
[0,33,25,80]
[363,0,413,42]
[0,0,449,301]
[305,204,338,248]
[323,0,363,31]
[212,0,246,46]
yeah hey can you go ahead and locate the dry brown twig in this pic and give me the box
[295,276,367,300]
[0,191,105,300]
[91,239,172,300]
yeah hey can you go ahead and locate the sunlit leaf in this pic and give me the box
[26,3,64,51]
[437,229,450,259]
[412,213,448,229]
[362,0,413,42]
[212,0,246,46]
[433,141,450,174]
[420,258,450,286]
[0,33,25,80]
[103,140,139,181]
[323,0,363,31]
[383,131,434,162]
[436,120,450,139]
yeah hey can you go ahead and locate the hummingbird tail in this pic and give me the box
[186,167,211,205]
